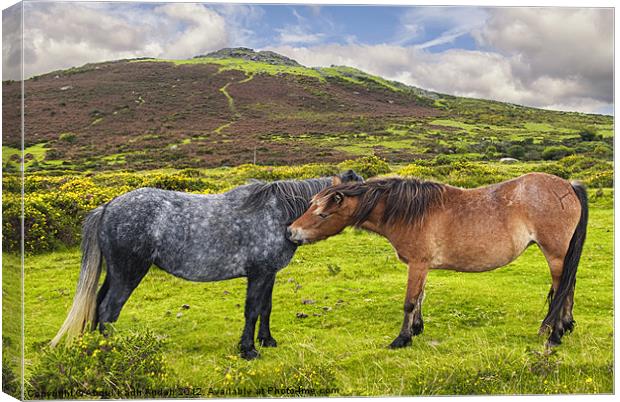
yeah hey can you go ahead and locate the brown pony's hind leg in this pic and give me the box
[541,255,567,346]
[389,263,427,349]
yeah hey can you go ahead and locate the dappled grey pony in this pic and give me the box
[51,170,363,359]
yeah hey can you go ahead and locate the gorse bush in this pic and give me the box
[397,163,436,180]
[28,329,170,399]
[337,155,390,178]
[3,156,612,254]
[231,163,338,182]
[444,162,508,188]
[536,163,570,179]
[585,170,613,188]
[542,145,574,160]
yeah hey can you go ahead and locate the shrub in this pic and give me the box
[59,132,77,143]
[484,145,498,159]
[558,155,610,174]
[28,329,170,399]
[433,154,453,165]
[179,168,203,178]
[337,155,390,178]
[2,357,19,398]
[585,171,613,188]
[3,178,132,253]
[542,145,574,160]
[142,174,211,192]
[558,155,596,172]
[578,127,601,142]
[507,145,526,159]
[535,163,570,179]
[271,164,339,180]
[454,143,470,154]
[443,162,507,188]
[592,143,612,158]
[397,163,436,180]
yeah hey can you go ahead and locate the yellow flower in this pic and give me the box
[585,377,593,384]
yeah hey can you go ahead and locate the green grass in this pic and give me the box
[3,143,68,170]
[147,57,326,81]
[219,82,238,116]
[138,58,413,93]
[16,207,613,395]
[2,252,22,395]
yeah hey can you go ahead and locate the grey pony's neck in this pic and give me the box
[239,177,333,223]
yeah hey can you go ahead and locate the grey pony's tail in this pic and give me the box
[50,206,106,346]
[540,181,588,335]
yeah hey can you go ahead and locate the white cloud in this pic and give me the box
[274,7,329,45]
[3,4,612,114]
[2,4,23,81]
[394,7,487,46]
[276,25,325,45]
[269,8,613,114]
[270,37,611,114]
[473,8,613,104]
[153,3,228,58]
[10,2,235,78]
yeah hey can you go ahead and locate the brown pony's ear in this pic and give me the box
[332,176,342,186]
[333,191,344,205]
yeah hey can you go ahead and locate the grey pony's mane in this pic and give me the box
[242,178,330,223]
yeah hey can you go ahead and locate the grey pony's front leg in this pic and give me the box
[257,273,277,347]
[239,272,273,359]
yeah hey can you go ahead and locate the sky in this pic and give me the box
[1,1,614,114]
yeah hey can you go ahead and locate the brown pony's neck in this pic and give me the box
[333,177,445,234]
[357,198,386,235]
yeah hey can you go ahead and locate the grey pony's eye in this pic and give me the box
[319,213,329,219]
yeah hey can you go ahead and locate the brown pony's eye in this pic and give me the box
[319,213,329,219]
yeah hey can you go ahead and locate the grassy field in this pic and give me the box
[2,47,613,397]
[16,206,613,396]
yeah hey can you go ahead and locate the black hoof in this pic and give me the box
[412,322,424,336]
[240,347,260,360]
[546,332,562,349]
[563,319,575,334]
[258,337,278,347]
[388,334,412,349]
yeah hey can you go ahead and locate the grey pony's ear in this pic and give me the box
[339,169,364,183]
[332,175,343,186]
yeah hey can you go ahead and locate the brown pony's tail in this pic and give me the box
[50,207,105,346]
[540,182,588,334]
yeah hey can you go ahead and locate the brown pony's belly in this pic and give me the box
[428,224,533,272]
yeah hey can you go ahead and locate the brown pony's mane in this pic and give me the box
[322,177,446,226]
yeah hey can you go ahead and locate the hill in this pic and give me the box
[2,48,613,172]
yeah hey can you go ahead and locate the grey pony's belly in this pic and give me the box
[154,259,248,282]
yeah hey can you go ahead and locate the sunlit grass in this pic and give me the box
[14,207,613,395]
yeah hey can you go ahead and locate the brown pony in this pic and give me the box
[287,173,588,349]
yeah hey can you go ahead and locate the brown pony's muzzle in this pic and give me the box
[286,225,308,245]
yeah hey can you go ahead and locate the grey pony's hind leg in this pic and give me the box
[96,255,150,333]
[257,273,277,347]
[239,272,273,359]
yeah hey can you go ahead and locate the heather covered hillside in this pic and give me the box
[2,48,612,172]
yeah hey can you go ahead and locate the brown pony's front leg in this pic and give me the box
[389,263,428,348]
